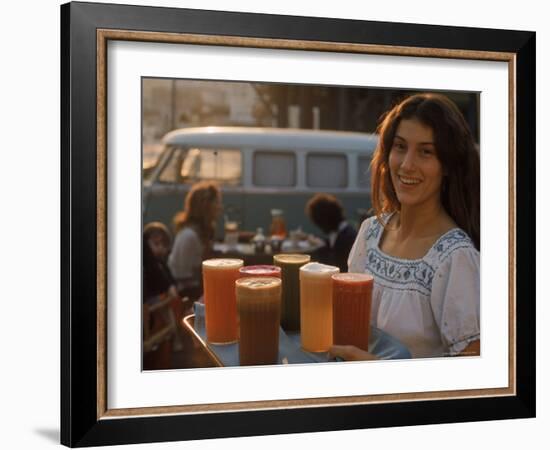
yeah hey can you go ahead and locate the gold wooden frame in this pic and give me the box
[96,29,516,420]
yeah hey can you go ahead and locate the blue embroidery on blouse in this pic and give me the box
[365,218,382,241]
[363,217,475,297]
[366,248,435,296]
[434,229,473,263]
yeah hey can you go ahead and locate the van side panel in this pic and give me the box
[144,128,377,238]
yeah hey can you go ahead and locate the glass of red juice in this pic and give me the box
[331,273,374,351]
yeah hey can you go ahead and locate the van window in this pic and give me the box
[158,147,242,185]
[357,156,372,189]
[158,147,184,184]
[253,151,296,187]
[306,153,347,188]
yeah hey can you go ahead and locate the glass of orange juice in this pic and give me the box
[202,258,243,344]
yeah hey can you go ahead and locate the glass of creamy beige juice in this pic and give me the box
[299,262,340,352]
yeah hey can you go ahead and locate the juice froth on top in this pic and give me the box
[300,262,339,277]
[332,273,374,283]
[202,258,244,269]
[237,277,282,291]
[239,265,281,275]
[273,254,310,265]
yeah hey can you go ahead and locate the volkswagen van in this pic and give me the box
[142,127,378,237]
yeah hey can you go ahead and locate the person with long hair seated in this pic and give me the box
[330,93,480,360]
[168,181,222,300]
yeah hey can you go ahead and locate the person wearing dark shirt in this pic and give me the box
[305,193,357,273]
[143,222,176,302]
[143,222,189,358]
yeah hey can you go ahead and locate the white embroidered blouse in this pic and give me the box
[347,216,480,358]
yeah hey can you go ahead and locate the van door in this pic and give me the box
[143,145,185,228]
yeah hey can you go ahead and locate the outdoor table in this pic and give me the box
[213,239,324,266]
[182,302,411,367]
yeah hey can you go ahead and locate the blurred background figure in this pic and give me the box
[305,193,357,272]
[168,181,222,300]
[143,222,177,302]
[142,222,181,369]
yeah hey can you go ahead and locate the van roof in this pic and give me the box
[163,126,378,152]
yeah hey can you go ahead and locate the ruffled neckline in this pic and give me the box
[373,213,462,263]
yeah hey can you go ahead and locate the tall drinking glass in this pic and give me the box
[332,273,374,351]
[202,258,243,344]
[299,262,340,352]
[273,254,310,331]
[236,277,281,365]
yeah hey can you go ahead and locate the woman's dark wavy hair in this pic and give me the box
[305,193,345,234]
[371,93,480,250]
[143,221,172,247]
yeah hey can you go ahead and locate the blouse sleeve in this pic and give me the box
[347,218,370,273]
[429,247,480,355]
[168,228,203,282]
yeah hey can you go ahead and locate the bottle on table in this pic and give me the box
[270,209,287,239]
[252,227,266,253]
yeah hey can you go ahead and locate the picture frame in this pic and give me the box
[60,1,535,447]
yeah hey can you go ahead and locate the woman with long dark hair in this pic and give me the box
[331,93,480,360]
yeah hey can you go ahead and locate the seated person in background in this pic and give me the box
[143,221,177,303]
[305,193,357,273]
[143,222,186,355]
[168,181,222,301]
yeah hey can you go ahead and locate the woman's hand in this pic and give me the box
[456,339,480,357]
[329,345,378,361]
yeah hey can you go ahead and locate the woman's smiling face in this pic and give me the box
[389,118,444,209]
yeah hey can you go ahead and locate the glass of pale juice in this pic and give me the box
[299,262,340,352]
